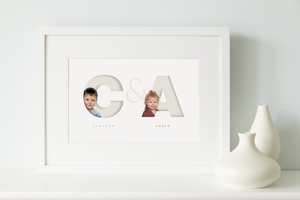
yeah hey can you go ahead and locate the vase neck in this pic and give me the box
[256,104,271,118]
[238,132,257,149]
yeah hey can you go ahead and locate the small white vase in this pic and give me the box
[215,132,281,189]
[250,104,280,160]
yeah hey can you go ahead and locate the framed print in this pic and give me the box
[36,27,230,174]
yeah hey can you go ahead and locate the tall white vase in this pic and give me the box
[215,132,281,189]
[250,104,280,160]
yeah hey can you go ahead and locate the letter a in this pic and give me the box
[152,76,184,117]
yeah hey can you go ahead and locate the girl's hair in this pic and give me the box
[144,90,160,111]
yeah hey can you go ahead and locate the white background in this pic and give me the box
[69,59,199,143]
[0,0,300,170]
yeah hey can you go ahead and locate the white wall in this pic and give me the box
[0,0,299,170]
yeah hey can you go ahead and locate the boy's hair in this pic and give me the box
[144,90,160,111]
[83,87,98,98]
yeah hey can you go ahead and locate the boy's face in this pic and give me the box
[84,94,97,111]
[146,97,158,111]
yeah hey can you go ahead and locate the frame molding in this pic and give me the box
[36,26,230,174]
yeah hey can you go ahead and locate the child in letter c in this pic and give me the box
[83,87,101,118]
[142,90,160,117]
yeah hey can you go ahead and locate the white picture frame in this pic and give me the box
[36,26,230,174]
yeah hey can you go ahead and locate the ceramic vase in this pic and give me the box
[250,104,280,160]
[215,132,281,189]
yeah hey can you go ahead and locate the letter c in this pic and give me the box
[85,75,123,118]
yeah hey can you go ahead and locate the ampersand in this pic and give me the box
[126,78,145,102]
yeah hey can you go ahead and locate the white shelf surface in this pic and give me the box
[0,170,300,200]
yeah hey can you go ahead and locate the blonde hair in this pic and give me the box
[144,90,160,111]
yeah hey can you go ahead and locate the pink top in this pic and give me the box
[142,108,159,117]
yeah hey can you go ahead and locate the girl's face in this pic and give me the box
[146,97,158,110]
[84,94,97,111]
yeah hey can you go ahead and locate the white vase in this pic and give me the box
[250,104,280,160]
[215,132,281,189]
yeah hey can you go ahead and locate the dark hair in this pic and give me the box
[83,87,98,98]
